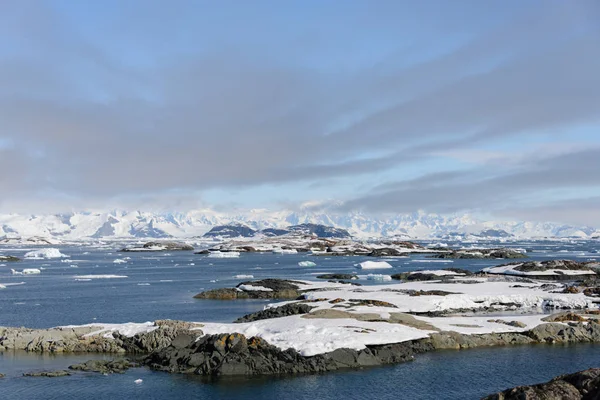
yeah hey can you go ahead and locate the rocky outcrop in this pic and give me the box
[0,320,202,353]
[482,368,600,399]
[194,279,304,300]
[0,255,20,262]
[234,304,316,323]
[120,241,193,252]
[144,333,421,376]
[143,322,600,377]
[69,359,138,374]
[316,274,358,280]
[23,370,71,377]
[432,248,527,259]
[484,260,599,280]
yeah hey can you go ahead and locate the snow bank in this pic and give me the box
[273,249,298,255]
[358,261,393,270]
[238,284,273,292]
[24,248,69,260]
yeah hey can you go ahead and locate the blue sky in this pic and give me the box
[1,0,600,225]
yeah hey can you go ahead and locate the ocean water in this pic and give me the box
[0,239,599,399]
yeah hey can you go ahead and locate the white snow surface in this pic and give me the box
[409,270,464,276]
[238,284,273,292]
[56,274,599,357]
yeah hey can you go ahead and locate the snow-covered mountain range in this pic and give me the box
[0,209,598,240]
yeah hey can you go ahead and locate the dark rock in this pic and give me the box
[234,303,316,323]
[120,241,193,252]
[69,359,138,374]
[432,249,527,259]
[515,260,595,273]
[194,279,304,300]
[316,274,358,280]
[23,370,71,377]
[113,320,203,353]
[0,255,20,262]
[144,333,418,376]
[482,368,600,400]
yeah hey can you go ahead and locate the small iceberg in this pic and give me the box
[113,259,128,264]
[24,248,69,260]
[11,268,41,275]
[207,251,240,258]
[298,261,317,267]
[134,379,143,384]
[234,274,254,279]
[358,261,393,270]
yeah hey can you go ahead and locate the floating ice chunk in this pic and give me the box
[207,251,240,258]
[74,274,128,279]
[24,248,69,259]
[298,261,317,267]
[358,261,393,270]
[234,274,254,279]
[137,283,151,286]
[11,268,41,275]
[134,379,143,384]
[113,259,127,264]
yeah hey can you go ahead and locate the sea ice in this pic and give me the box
[358,261,393,270]
[24,248,69,259]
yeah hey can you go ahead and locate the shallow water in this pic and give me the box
[0,239,599,398]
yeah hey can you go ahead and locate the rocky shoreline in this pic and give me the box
[483,368,600,399]
[2,319,600,379]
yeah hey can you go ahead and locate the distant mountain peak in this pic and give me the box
[0,208,597,240]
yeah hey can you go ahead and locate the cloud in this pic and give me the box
[0,0,599,220]
[342,147,600,223]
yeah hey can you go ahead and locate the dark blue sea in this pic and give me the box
[1,239,599,399]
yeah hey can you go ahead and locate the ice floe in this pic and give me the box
[24,248,69,259]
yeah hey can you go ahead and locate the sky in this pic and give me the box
[1,0,599,225]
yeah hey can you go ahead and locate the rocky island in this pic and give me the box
[2,269,600,379]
